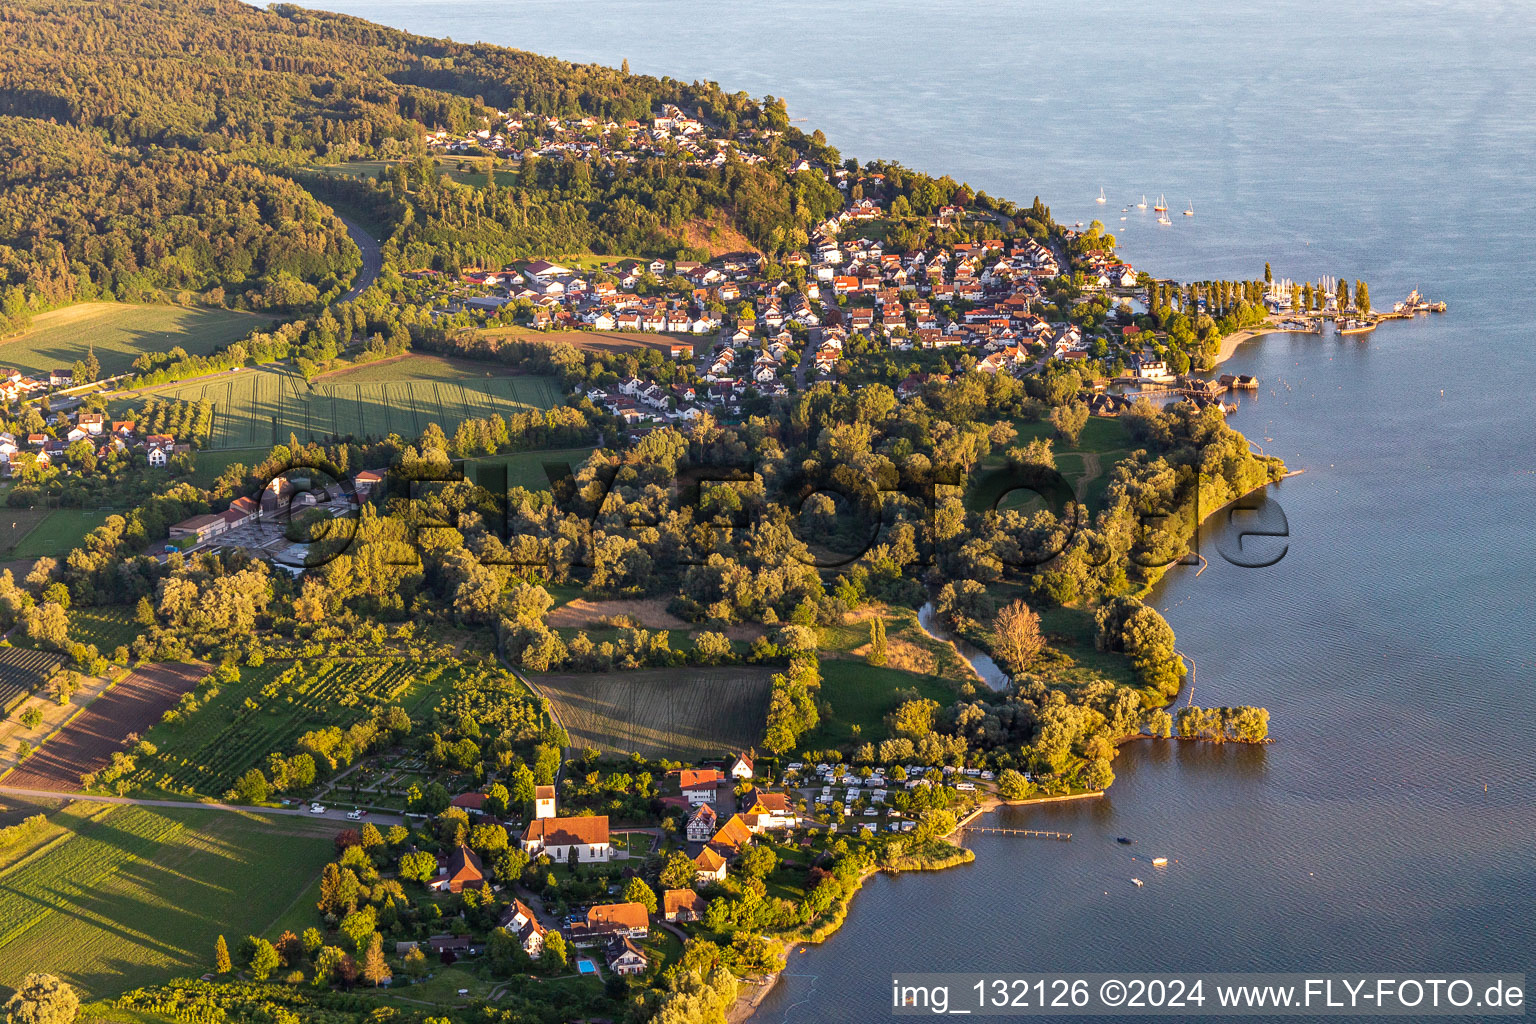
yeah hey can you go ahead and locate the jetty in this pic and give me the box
[955,825,1072,841]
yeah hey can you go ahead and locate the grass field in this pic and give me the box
[187,447,268,488]
[806,660,958,748]
[306,157,493,189]
[0,801,336,998]
[127,659,465,798]
[474,325,688,356]
[126,366,562,450]
[533,666,775,759]
[967,415,1134,515]
[317,353,519,384]
[0,648,64,716]
[461,446,599,492]
[0,509,114,560]
[0,303,268,378]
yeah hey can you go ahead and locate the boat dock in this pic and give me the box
[955,825,1073,841]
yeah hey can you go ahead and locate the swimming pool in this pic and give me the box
[576,959,597,975]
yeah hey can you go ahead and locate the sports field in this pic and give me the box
[130,366,563,449]
[0,303,268,378]
[0,509,114,560]
[0,801,336,998]
[532,666,775,759]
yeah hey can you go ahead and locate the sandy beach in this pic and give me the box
[1212,323,1288,366]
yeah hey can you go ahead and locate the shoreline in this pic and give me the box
[735,790,1103,1022]
[1211,323,1288,367]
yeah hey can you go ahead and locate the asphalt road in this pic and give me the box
[0,785,404,826]
[338,214,382,303]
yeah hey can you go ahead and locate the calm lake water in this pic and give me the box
[297,0,1536,1014]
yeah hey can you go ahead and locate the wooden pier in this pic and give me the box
[955,825,1072,841]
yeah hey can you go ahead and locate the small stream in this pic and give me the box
[916,602,1010,691]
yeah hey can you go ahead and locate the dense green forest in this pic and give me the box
[0,118,359,331]
[0,0,802,332]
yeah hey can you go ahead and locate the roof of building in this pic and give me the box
[663,889,707,917]
[678,768,724,789]
[523,814,610,847]
[582,901,649,931]
[713,813,754,851]
[446,844,484,882]
[693,846,727,872]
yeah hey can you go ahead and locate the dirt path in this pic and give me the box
[0,786,405,825]
[1075,451,1102,503]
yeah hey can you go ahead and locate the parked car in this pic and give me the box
[346,808,364,820]
[309,803,326,814]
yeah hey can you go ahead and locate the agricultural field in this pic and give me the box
[3,510,115,560]
[126,365,562,450]
[316,353,512,384]
[474,325,687,356]
[0,303,268,378]
[125,659,465,798]
[3,662,204,791]
[0,801,336,998]
[67,605,145,655]
[532,666,775,760]
[0,647,64,717]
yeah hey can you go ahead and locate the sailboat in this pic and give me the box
[1137,195,1148,209]
[1157,211,1172,225]
[1183,200,1194,216]
[1153,194,1168,212]
[1096,187,1107,204]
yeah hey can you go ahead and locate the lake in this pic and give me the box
[292,0,1536,1014]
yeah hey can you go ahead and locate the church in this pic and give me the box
[519,784,612,863]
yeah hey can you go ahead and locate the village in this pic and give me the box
[336,749,981,985]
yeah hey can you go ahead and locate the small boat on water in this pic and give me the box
[1153,194,1168,212]
[1152,856,1169,866]
[1131,878,1145,887]
[1337,317,1376,336]
[1183,201,1194,216]
[1096,187,1107,204]
[1137,195,1148,209]
[1157,209,1172,226]
[1116,837,1135,845]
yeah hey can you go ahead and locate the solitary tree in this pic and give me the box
[866,617,888,667]
[991,600,1044,674]
[214,934,232,974]
[361,932,391,987]
[3,973,79,1024]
